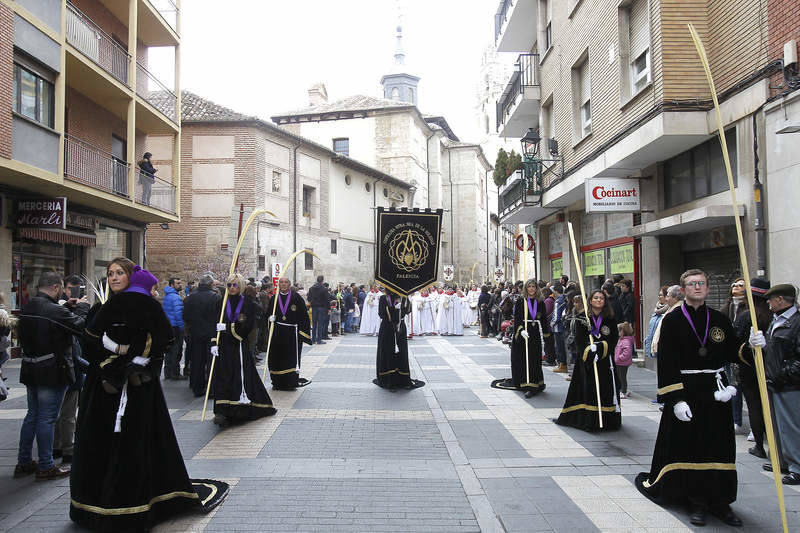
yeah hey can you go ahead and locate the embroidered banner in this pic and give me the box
[375,208,443,297]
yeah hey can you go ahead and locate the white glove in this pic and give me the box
[673,401,693,422]
[520,330,529,340]
[269,315,276,323]
[749,330,766,348]
[216,323,227,332]
[132,356,149,366]
[590,343,598,353]
[102,333,128,355]
[210,345,219,357]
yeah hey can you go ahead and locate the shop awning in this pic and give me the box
[17,227,97,247]
[629,204,745,237]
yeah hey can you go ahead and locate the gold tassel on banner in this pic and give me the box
[201,209,277,423]
[688,24,787,533]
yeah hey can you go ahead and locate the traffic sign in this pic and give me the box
[515,234,535,251]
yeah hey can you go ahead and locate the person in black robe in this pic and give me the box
[374,291,424,389]
[211,273,277,426]
[71,260,227,532]
[556,289,621,431]
[266,277,312,390]
[491,279,551,397]
[635,269,742,527]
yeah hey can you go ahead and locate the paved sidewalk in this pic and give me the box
[0,331,797,532]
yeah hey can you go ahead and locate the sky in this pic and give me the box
[150,0,501,143]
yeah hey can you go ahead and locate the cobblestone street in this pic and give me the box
[0,331,797,532]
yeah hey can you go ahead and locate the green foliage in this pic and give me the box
[506,150,523,177]
[493,148,509,187]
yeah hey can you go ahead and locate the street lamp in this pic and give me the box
[520,128,542,198]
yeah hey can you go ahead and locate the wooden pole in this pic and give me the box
[201,209,277,422]
[567,222,603,428]
[688,24,787,533]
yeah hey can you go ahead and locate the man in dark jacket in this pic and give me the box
[307,275,328,344]
[749,283,800,485]
[619,279,637,326]
[15,271,88,480]
[162,277,186,380]
[603,282,625,323]
[183,274,220,397]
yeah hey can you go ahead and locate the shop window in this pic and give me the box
[663,129,738,208]
[94,224,132,280]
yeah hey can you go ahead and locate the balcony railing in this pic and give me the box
[494,0,514,44]
[65,135,130,197]
[147,0,179,33]
[496,53,539,132]
[498,157,564,219]
[136,62,177,123]
[135,169,176,214]
[66,2,130,85]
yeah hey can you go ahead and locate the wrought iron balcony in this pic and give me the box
[64,135,130,197]
[498,157,564,224]
[136,62,177,123]
[496,53,540,137]
[494,0,514,43]
[66,2,130,85]
[134,169,176,214]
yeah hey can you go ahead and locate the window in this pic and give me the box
[272,170,281,193]
[258,255,266,271]
[305,248,314,270]
[409,87,415,103]
[663,129,738,208]
[383,187,389,198]
[365,182,371,193]
[13,63,54,128]
[619,0,650,102]
[545,0,553,51]
[391,87,400,100]
[344,174,351,186]
[572,54,591,141]
[542,99,555,154]
[358,246,362,262]
[333,138,349,157]
[302,186,314,217]
[331,239,337,254]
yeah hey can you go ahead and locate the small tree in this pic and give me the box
[506,150,523,177]
[493,149,509,187]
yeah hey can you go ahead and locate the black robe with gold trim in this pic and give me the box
[374,295,423,389]
[491,296,550,393]
[266,290,312,389]
[635,303,739,506]
[71,294,228,531]
[212,293,276,420]
[555,312,621,431]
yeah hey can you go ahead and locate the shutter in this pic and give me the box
[682,246,741,312]
[580,60,591,104]
[629,0,649,61]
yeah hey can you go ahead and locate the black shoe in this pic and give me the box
[783,472,800,485]
[524,390,538,398]
[711,504,742,526]
[748,446,767,459]
[689,504,706,526]
[763,462,789,474]
[13,461,38,478]
[52,449,62,459]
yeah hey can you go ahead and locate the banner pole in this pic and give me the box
[688,24,787,532]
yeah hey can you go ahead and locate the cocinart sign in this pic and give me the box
[584,178,640,213]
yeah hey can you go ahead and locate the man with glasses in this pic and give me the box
[749,283,800,486]
[636,269,743,527]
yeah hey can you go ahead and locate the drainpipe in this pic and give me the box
[292,144,300,281]
[425,131,436,209]
[448,150,454,266]
[485,169,491,283]
[752,114,767,277]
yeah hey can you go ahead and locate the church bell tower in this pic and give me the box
[380,1,420,105]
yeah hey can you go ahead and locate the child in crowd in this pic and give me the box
[615,322,635,398]
[330,300,341,336]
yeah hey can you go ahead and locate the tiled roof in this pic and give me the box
[180,90,256,122]
[272,94,414,118]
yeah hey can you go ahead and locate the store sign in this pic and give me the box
[585,178,640,213]
[66,212,95,230]
[16,197,67,229]
[551,257,563,280]
[609,244,634,274]
[583,250,605,276]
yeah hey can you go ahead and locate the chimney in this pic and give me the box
[308,83,328,107]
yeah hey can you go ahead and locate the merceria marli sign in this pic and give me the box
[16,197,67,229]
[585,178,640,213]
